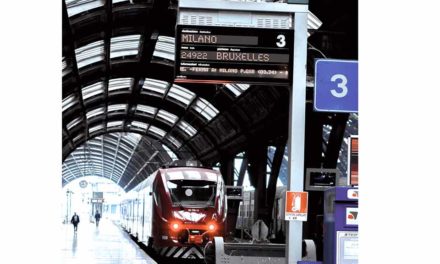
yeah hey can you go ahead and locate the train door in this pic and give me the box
[143,184,153,240]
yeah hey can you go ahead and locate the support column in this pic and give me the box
[220,156,237,237]
[286,11,308,264]
[324,114,349,167]
[248,145,268,224]
[265,142,286,228]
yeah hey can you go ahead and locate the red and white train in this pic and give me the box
[120,163,227,260]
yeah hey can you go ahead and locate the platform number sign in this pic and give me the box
[314,59,358,113]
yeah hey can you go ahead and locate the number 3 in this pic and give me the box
[276,34,286,47]
[330,74,348,98]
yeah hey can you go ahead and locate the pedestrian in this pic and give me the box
[94,210,101,227]
[71,212,80,232]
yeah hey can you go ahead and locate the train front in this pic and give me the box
[154,167,226,258]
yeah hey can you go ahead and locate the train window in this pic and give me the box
[167,179,217,207]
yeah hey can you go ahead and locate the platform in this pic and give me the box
[61,217,156,264]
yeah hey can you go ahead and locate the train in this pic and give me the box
[120,163,227,260]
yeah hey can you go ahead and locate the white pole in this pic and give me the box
[286,11,308,264]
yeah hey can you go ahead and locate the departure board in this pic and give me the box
[175,25,293,85]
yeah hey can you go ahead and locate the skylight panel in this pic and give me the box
[148,126,166,138]
[82,81,104,100]
[89,124,104,134]
[162,144,178,161]
[109,78,133,92]
[62,57,71,77]
[167,85,195,107]
[63,94,77,112]
[65,0,105,17]
[75,40,104,69]
[135,104,157,116]
[153,36,175,61]
[131,121,149,130]
[192,97,219,121]
[73,133,84,143]
[157,110,178,125]
[177,120,197,137]
[86,107,105,119]
[166,135,182,148]
[225,83,250,97]
[110,35,141,59]
[107,120,123,128]
[142,78,168,96]
[67,116,82,130]
[108,104,127,113]
[123,132,142,146]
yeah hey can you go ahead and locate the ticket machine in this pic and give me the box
[323,187,358,264]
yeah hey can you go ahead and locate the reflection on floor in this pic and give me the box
[61,218,155,264]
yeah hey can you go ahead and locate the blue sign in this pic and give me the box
[314,59,358,113]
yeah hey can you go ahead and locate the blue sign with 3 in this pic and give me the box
[314,59,358,113]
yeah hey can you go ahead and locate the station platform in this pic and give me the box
[61,218,156,264]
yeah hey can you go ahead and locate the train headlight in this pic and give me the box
[170,222,180,231]
[208,223,216,232]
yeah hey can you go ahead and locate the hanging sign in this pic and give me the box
[175,25,293,85]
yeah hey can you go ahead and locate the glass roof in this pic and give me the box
[224,83,250,97]
[162,144,178,161]
[148,125,166,138]
[107,120,124,128]
[89,124,104,134]
[75,40,104,69]
[167,84,195,107]
[166,135,181,148]
[108,104,127,113]
[152,36,174,61]
[86,107,105,120]
[65,0,105,17]
[110,35,141,59]
[82,81,104,101]
[63,93,78,112]
[67,116,83,130]
[62,57,70,77]
[135,104,157,116]
[131,121,149,130]
[157,109,178,125]
[109,78,133,92]
[177,120,197,137]
[142,78,168,97]
[192,97,219,121]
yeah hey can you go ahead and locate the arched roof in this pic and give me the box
[62,0,358,191]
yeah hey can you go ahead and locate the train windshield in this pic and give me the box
[166,179,217,207]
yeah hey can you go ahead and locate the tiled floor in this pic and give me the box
[61,218,156,264]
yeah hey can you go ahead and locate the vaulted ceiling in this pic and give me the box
[62,0,357,191]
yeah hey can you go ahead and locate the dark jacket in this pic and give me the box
[71,214,80,225]
[95,212,101,221]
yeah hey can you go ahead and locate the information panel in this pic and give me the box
[175,25,293,84]
[336,231,358,264]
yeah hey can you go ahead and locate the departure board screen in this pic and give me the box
[175,25,293,85]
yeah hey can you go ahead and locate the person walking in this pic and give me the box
[94,210,101,227]
[71,212,80,232]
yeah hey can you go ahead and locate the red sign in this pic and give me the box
[285,191,308,221]
[348,136,358,185]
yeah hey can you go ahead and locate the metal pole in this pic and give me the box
[66,190,69,224]
[286,11,308,264]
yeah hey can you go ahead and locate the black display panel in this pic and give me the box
[305,168,339,191]
[175,25,293,85]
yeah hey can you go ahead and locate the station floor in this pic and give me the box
[61,218,156,264]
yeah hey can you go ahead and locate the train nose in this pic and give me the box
[177,229,189,244]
